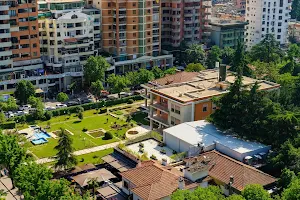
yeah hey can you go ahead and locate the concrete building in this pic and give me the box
[288,21,300,43]
[163,120,271,163]
[235,0,246,14]
[210,18,248,48]
[245,0,292,50]
[93,0,161,61]
[142,68,280,129]
[0,0,43,92]
[37,0,101,92]
[161,0,212,48]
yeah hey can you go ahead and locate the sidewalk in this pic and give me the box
[36,141,120,164]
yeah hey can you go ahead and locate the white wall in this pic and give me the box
[184,170,209,182]
[164,132,192,153]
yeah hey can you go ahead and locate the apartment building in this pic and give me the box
[93,0,160,61]
[210,18,248,48]
[142,69,280,129]
[0,0,43,92]
[161,0,212,48]
[37,0,101,92]
[236,0,246,14]
[245,0,292,50]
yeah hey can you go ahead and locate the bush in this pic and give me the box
[76,106,84,113]
[160,149,166,154]
[82,127,88,132]
[104,131,113,140]
[1,121,16,129]
[99,107,107,114]
[128,99,134,104]
[150,154,157,160]
[139,143,144,148]
[78,112,83,120]
[44,111,53,120]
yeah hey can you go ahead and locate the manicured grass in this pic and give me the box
[88,131,105,138]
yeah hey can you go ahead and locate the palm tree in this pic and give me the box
[88,178,99,199]
[55,128,77,171]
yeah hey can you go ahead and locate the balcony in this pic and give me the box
[0,15,9,20]
[0,41,11,48]
[151,102,169,113]
[150,114,169,127]
[0,5,9,11]
[0,50,12,56]
[0,24,9,29]
[53,62,62,67]
[202,31,211,36]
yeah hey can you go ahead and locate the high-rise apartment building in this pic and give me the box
[236,0,246,14]
[37,0,101,92]
[0,0,43,92]
[94,0,161,61]
[245,0,292,50]
[161,0,212,48]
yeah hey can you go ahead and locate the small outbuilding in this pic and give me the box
[163,120,271,162]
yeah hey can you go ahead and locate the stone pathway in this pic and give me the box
[35,141,121,164]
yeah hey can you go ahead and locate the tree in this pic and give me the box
[137,68,155,84]
[0,133,26,187]
[57,92,69,102]
[107,74,130,96]
[291,0,300,21]
[28,96,44,120]
[185,63,205,72]
[278,168,297,191]
[90,80,104,100]
[231,41,252,76]
[83,56,110,86]
[6,97,18,111]
[78,111,83,120]
[186,44,205,64]
[14,80,35,105]
[249,34,283,63]
[172,186,225,200]
[55,128,77,170]
[281,175,300,200]
[152,66,164,79]
[126,71,140,87]
[13,162,52,198]
[88,178,99,199]
[226,195,245,200]
[104,132,113,140]
[0,112,5,123]
[0,189,6,200]
[206,46,222,69]
[222,47,235,65]
[242,184,271,200]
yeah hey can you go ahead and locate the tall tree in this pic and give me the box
[88,178,99,199]
[137,68,155,84]
[206,46,222,69]
[249,34,283,63]
[151,66,164,79]
[13,162,52,198]
[0,133,26,187]
[83,56,110,86]
[56,92,69,102]
[28,96,44,120]
[90,80,104,100]
[222,47,235,65]
[107,74,130,96]
[14,80,35,105]
[281,175,300,200]
[231,41,252,76]
[186,44,205,64]
[185,63,205,72]
[5,97,18,111]
[55,128,77,170]
[278,168,297,191]
[241,184,271,200]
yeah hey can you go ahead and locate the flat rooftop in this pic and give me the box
[164,120,270,154]
[152,69,280,103]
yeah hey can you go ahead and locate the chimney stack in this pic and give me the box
[218,64,227,82]
[178,177,185,190]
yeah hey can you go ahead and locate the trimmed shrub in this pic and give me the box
[99,107,107,114]
[1,121,16,129]
[128,99,134,104]
[82,127,88,132]
[104,131,113,140]
[76,106,84,113]
[44,111,53,120]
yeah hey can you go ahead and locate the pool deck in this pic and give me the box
[125,125,150,139]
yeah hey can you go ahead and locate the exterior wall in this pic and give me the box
[194,100,213,121]
[163,131,191,152]
[245,0,292,49]
[184,170,208,182]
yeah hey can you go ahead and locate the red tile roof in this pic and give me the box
[120,161,198,200]
[185,150,276,191]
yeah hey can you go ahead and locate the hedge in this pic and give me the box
[1,121,16,129]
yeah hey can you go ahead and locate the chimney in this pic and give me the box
[178,177,185,190]
[162,158,168,166]
[218,64,227,82]
[137,159,142,167]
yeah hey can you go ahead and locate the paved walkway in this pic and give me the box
[36,141,120,164]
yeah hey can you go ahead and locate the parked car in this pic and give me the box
[15,111,25,116]
[81,98,93,104]
[67,101,80,107]
[56,104,67,109]
[120,92,130,98]
[45,106,56,111]
[19,105,31,111]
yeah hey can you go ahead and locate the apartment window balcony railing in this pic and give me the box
[150,114,169,127]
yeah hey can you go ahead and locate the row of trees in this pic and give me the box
[0,128,82,200]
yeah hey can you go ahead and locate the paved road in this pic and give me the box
[36,141,120,164]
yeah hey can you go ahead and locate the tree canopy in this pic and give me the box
[90,80,104,99]
[206,46,222,69]
[56,92,69,102]
[83,56,110,86]
[185,63,205,72]
[14,80,35,105]
[186,44,205,64]
[107,74,130,95]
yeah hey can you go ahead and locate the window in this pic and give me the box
[133,25,136,29]
[133,40,136,44]
[108,25,112,30]
[202,104,208,112]
[33,43,37,48]
[171,104,180,114]
[171,117,180,125]
[108,2,111,7]
[33,52,37,56]
[108,10,111,14]
[123,181,129,189]
[277,35,281,39]
[32,26,36,30]
[133,33,136,37]
[133,2,136,6]
[133,10,136,14]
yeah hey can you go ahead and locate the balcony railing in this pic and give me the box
[150,114,169,127]
[151,102,169,113]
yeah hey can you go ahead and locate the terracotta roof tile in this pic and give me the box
[186,151,276,191]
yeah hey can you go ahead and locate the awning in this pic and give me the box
[64,38,78,43]
[35,88,44,94]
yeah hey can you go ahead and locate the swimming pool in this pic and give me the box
[31,138,48,145]
[33,131,51,140]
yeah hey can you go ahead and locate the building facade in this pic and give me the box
[37,0,101,92]
[93,0,161,61]
[288,21,300,43]
[210,18,248,48]
[235,0,246,14]
[161,0,212,49]
[245,0,292,50]
[0,0,42,92]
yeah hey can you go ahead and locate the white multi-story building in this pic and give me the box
[245,0,292,50]
[38,0,101,92]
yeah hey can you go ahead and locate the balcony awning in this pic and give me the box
[64,38,78,43]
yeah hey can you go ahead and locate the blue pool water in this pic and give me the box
[31,138,48,145]
[33,131,51,140]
